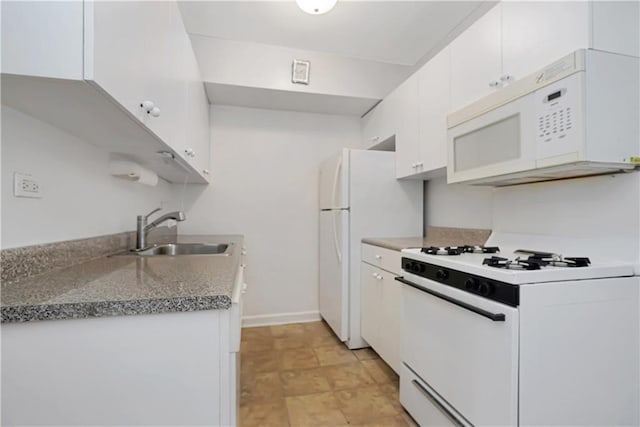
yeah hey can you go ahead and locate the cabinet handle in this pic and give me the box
[140,100,155,111]
[500,74,513,83]
[372,136,380,142]
[488,81,500,88]
[417,161,424,168]
[376,274,383,281]
[202,169,210,175]
[375,255,382,260]
[140,101,161,117]
[184,148,196,158]
[241,249,247,256]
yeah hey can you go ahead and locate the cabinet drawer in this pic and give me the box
[361,244,402,275]
[400,363,462,427]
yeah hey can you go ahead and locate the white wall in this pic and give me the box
[1,107,180,249]
[179,105,360,322]
[424,172,640,265]
[190,35,411,101]
[424,176,493,229]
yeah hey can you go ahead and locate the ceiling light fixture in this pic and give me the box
[296,0,337,15]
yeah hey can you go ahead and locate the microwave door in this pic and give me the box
[447,95,538,184]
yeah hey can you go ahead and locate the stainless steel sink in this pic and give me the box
[113,243,233,257]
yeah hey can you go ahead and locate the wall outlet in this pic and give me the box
[14,172,43,198]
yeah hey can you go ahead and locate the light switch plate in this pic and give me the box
[14,172,43,198]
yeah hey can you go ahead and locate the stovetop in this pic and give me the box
[402,245,635,285]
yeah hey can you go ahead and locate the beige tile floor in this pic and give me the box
[240,321,418,427]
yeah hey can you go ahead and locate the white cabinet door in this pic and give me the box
[361,101,389,149]
[183,43,211,179]
[361,262,380,350]
[1,1,83,79]
[392,74,420,179]
[417,47,451,175]
[379,269,401,373]
[592,1,640,58]
[501,1,589,82]
[450,4,502,111]
[86,1,183,149]
[86,1,169,127]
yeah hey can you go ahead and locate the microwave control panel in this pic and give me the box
[535,73,580,158]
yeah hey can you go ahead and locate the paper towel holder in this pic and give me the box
[109,159,159,186]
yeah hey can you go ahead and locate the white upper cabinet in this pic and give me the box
[450,1,639,112]
[417,47,451,176]
[591,1,640,58]
[2,0,210,184]
[450,5,502,112]
[184,42,212,178]
[361,97,397,149]
[1,1,83,79]
[86,1,180,148]
[389,74,419,177]
[501,1,589,82]
[396,48,451,179]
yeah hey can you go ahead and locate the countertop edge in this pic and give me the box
[1,295,233,323]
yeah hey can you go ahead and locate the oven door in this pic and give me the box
[399,273,519,426]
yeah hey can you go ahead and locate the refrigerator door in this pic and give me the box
[319,149,349,210]
[319,209,349,341]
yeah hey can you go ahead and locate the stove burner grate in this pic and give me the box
[527,255,591,268]
[483,256,541,270]
[483,254,591,270]
[421,245,500,256]
[421,246,462,255]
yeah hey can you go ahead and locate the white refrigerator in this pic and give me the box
[319,148,422,349]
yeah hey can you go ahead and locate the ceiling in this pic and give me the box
[178,1,486,67]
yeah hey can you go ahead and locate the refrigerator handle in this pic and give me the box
[331,155,342,209]
[332,211,342,263]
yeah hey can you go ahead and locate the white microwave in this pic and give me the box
[447,49,639,186]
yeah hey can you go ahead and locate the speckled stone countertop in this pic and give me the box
[1,235,244,323]
[362,226,491,251]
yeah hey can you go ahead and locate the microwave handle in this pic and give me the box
[395,277,506,322]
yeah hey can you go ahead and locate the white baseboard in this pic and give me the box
[242,311,321,328]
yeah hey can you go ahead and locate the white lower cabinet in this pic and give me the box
[361,244,402,373]
[1,264,246,426]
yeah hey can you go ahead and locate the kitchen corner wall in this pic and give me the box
[425,171,640,265]
[1,106,181,249]
[424,177,493,230]
[178,105,360,324]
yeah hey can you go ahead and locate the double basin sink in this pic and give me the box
[113,242,233,257]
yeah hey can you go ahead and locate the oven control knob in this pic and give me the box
[435,269,448,280]
[478,282,493,296]
[465,278,478,291]
[412,263,421,273]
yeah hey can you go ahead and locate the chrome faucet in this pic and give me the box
[136,208,186,250]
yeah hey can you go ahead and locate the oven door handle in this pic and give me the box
[411,379,466,427]
[395,277,506,322]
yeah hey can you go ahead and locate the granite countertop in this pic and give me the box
[362,227,492,251]
[1,235,244,323]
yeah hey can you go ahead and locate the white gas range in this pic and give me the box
[397,232,639,426]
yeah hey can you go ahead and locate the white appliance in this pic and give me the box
[447,49,640,186]
[319,148,422,349]
[398,233,639,426]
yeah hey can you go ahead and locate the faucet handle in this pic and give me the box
[143,207,162,220]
